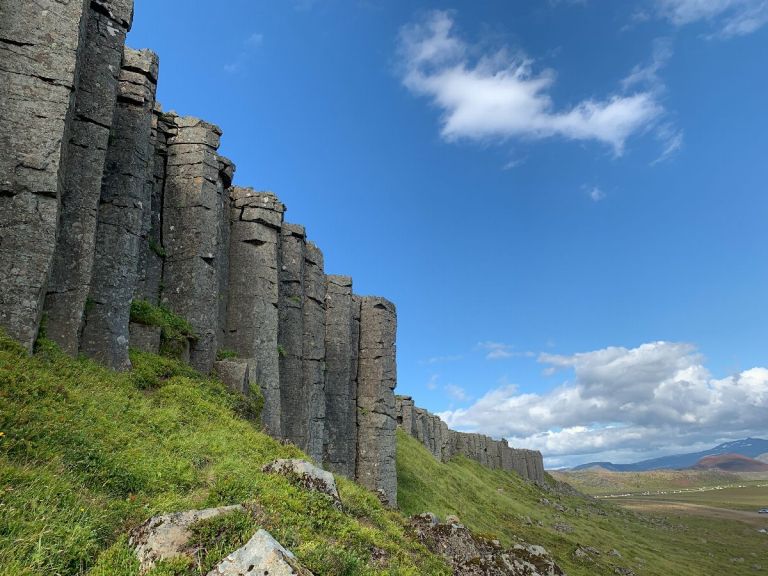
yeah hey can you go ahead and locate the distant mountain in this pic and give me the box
[571,438,768,471]
[691,453,768,473]
[757,453,768,464]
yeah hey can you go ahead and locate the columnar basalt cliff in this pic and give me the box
[0,0,543,503]
[396,396,546,484]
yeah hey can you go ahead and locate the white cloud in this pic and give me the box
[420,354,463,365]
[587,186,606,201]
[656,0,768,37]
[399,11,667,155]
[477,341,534,360]
[224,31,265,74]
[426,374,439,390]
[444,384,472,403]
[439,341,768,467]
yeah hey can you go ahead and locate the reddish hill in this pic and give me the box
[691,453,768,472]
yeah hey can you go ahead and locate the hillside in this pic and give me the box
[572,438,768,471]
[0,333,450,575]
[551,468,748,496]
[692,453,768,472]
[398,431,768,576]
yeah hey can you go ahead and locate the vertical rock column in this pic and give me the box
[278,223,307,448]
[161,116,228,373]
[216,156,235,351]
[302,242,327,463]
[0,0,90,350]
[134,106,174,305]
[356,297,398,506]
[80,47,158,370]
[225,188,284,436]
[323,275,357,477]
[44,1,134,354]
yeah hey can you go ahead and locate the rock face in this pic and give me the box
[396,396,546,485]
[161,116,231,373]
[0,0,91,351]
[0,0,545,507]
[80,47,158,370]
[301,242,327,463]
[44,1,134,355]
[323,275,358,478]
[356,297,398,506]
[208,529,313,576]
[410,513,564,576]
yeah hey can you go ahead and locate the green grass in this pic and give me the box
[0,332,449,575]
[618,484,768,511]
[551,467,754,496]
[129,299,196,359]
[396,430,768,576]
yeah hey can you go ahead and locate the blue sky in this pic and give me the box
[128,0,768,468]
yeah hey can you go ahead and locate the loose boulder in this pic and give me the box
[262,459,340,504]
[207,529,313,575]
[129,505,245,573]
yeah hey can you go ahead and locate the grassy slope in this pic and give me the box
[550,468,750,496]
[0,333,449,576]
[396,430,768,576]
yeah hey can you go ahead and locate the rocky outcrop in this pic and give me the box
[396,396,546,484]
[80,47,158,370]
[208,529,313,576]
[356,297,398,506]
[410,513,564,576]
[130,505,245,573]
[262,458,340,505]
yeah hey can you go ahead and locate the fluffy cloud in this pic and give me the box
[398,11,667,155]
[656,0,768,36]
[438,341,768,467]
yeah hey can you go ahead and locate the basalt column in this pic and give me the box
[278,223,307,450]
[135,107,175,305]
[0,0,90,350]
[301,242,327,463]
[161,116,229,373]
[80,48,158,370]
[216,156,235,351]
[323,275,357,477]
[356,297,398,506]
[44,1,134,354]
[226,188,284,436]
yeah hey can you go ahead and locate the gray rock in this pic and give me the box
[80,47,158,370]
[134,106,175,305]
[44,2,133,355]
[0,0,90,350]
[207,529,313,576]
[301,241,326,463]
[129,322,161,354]
[323,275,358,478]
[214,358,251,395]
[262,458,340,504]
[130,505,245,573]
[277,223,307,454]
[216,155,235,352]
[225,188,284,436]
[161,116,227,374]
[355,296,397,506]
